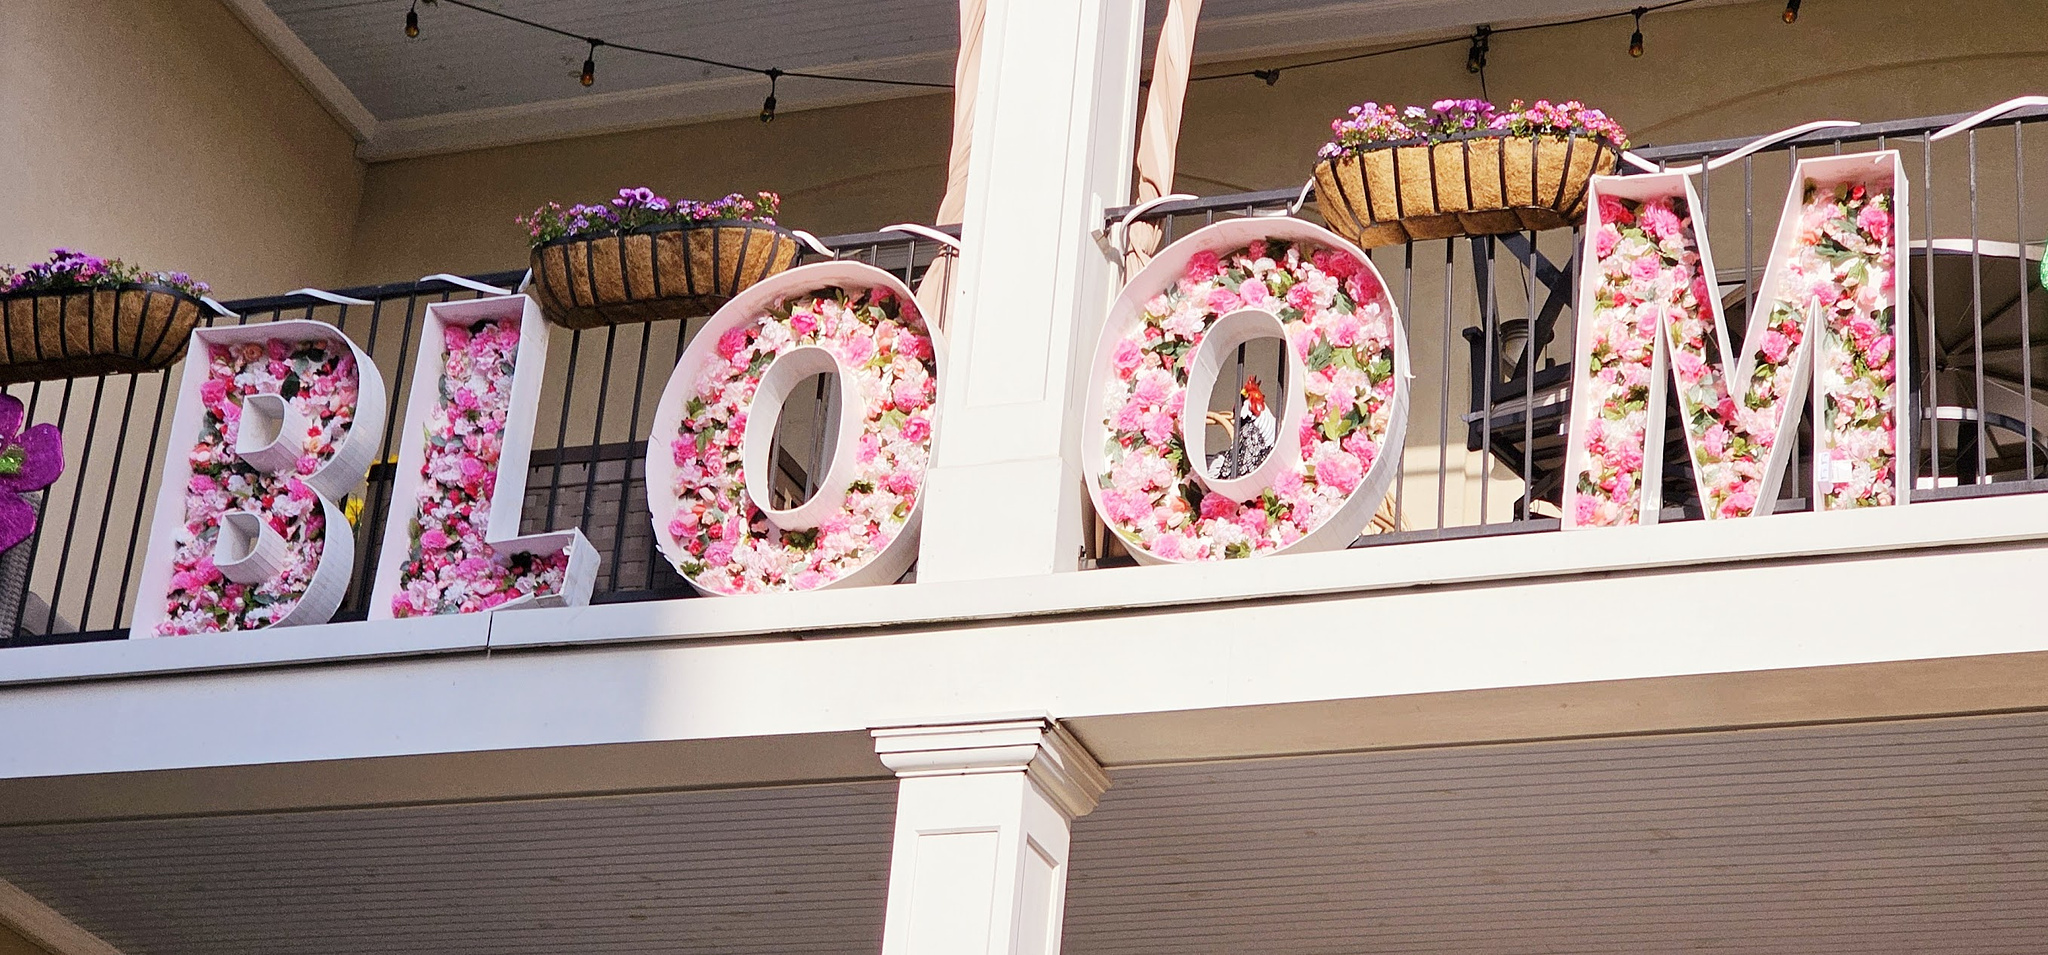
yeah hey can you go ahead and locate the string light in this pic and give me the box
[760,69,780,122]
[1783,0,1802,23]
[1628,7,1646,57]
[581,39,599,87]
[404,0,418,38]
[1465,26,1490,74]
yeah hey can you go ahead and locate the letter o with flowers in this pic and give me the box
[647,261,941,594]
[1084,218,1409,562]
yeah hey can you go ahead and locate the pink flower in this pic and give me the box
[1206,288,1243,314]
[1286,283,1318,311]
[1317,447,1363,494]
[1857,203,1892,243]
[1199,494,1239,521]
[901,415,932,443]
[1112,338,1144,376]
[1759,329,1794,365]
[1598,193,1634,227]
[1184,250,1221,283]
[419,529,449,553]
[716,326,749,360]
[1639,202,1685,242]
[1239,279,1269,305]
[199,379,228,408]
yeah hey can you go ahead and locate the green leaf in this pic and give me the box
[1308,339,1336,371]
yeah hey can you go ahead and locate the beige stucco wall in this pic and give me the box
[0,0,364,298]
[343,94,955,285]
[343,0,2046,286]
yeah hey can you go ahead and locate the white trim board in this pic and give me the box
[2,491,2047,690]
[216,0,377,143]
[0,878,125,955]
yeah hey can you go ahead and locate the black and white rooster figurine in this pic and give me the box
[1207,376,1277,480]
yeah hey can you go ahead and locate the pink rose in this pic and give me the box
[1206,288,1244,314]
[1112,338,1144,376]
[420,529,450,552]
[901,415,932,443]
[1184,250,1221,283]
[199,379,228,407]
[1239,279,1269,305]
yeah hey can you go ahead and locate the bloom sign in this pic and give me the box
[1562,151,1909,528]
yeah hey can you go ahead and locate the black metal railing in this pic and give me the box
[3,106,2043,644]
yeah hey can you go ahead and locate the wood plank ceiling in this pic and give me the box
[3,711,2043,953]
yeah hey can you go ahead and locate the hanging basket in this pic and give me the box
[0,283,208,383]
[528,221,803,330]
[1313,131,1621,248]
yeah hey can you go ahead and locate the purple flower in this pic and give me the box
[0,394,64,552]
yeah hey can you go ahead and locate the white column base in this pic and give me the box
[873,716,1109,955]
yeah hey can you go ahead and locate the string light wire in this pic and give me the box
[1185,0,1703,84]
[419,0,952,90]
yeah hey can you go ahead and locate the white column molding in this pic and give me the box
[874,715,1110,818]
[873,716,1110,955]
[915,0,1146,582]
[0,877,125,955]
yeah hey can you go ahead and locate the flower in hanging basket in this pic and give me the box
[0,249,217,383]
[1,248,211,300]
[522,188,803,330]
[1312,99,1627,248]
[0,394,63,552]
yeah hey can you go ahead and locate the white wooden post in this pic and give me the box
[873,716,1110,955]
[915,0,1145,581]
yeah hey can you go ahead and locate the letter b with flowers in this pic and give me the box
[134,322,385,636]
[1562,151,1908,528]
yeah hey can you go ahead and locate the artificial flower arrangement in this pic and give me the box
[0,248,220,382]
[661,281,938,595]
[0,394,64,552]
[155,337,362,634]
[1091,231,1403,561]
[1798,179,1900,510]
[1312,98,1627,248]
[522,187,803,330]
[1566,191,1690,527]
[389,316,572,616]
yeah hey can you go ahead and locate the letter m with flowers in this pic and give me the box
[1562,152,1909,528]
